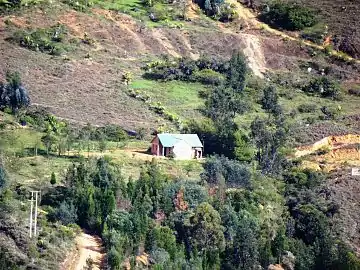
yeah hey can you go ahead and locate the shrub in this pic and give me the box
[191,69,225,85]
[298,103,317,113]
[259,2,317,31]
[302,77,341,99]
[150,4,170,21]
[8,24,68,55]
[143,56,229,84]
[201,155,251,188]
[348,88,360,96]
[50,172,56,185]
[50,201,77,225]
[320,106,340,120]
[62,0,92,11]
[301,26,327,45]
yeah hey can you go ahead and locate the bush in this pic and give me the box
[320,106,340,120]
[143,56,229,84]
[62,0,92,11]
[49,201,77,225]
[348,88,360,96]
[302,77,341,99]
[8,24,68,55]
[298,103,317,113]
[50,172,56,185]
[260,2,317,31]
[191,69,225,85]
[150,4,170,21]
[301,26,327,45]
[201,155,252,188]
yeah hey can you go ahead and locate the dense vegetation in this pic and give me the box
[259,2,318,31]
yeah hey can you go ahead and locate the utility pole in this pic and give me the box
[29,192,34,238]
[29,191,40,238]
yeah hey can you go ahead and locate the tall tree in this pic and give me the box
[0,71,30,113]
[226,52,248,94]
[189,202,225,269]
[232,217,259,270]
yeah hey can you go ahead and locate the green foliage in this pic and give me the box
[250,115,287,175]
[189,202,225,268]
[201,155,252,188]
[192,69,225,85]
[143,56,228,85]
[234,130,255,162]
[298,103,317,113]
[0,72,30,114]
[320,105,341,120]
[302,77,341,99]
[41,132,58,155]
[50,201,78,225]
[107,247,122,269]
[0,167,7,197]
[145,225,177,259]
[163,180,208,210]
[226,52,247,94]
[50,172,56,185]
[9,24,68,55]
[260,2,318,31]
[261,85,281,115]
[62,0,92,11]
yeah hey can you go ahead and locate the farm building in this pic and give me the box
[151,133,203,160]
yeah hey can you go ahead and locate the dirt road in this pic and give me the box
[71,232,105,270]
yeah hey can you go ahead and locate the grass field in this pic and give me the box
[130,79,207,120]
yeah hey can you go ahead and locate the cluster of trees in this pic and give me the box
[0,72,30,114]
[42,153,360,269]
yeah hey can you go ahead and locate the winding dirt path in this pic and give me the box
[71,232,105,270]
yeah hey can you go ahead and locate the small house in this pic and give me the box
[151,133,203,160]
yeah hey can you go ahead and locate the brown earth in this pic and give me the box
[295,134,360,172]
[64,232,105,270]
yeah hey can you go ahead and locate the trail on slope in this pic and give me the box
[228,0,360,64]
[68,232,105,270]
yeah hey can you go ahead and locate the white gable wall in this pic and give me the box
[172,140,194,160]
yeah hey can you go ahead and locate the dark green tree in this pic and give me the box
[232,217,259,269]
[0,71,30,114]
[50,172,56,185]
[107,247,122,270]
[189,202,225,269]
[261,85,281,115]
[226,52,248,94]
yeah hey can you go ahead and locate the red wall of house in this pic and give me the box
[151,136,163,156]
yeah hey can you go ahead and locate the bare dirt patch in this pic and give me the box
[66,232,105,270]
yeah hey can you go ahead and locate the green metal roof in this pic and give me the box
[157,134,203,148]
